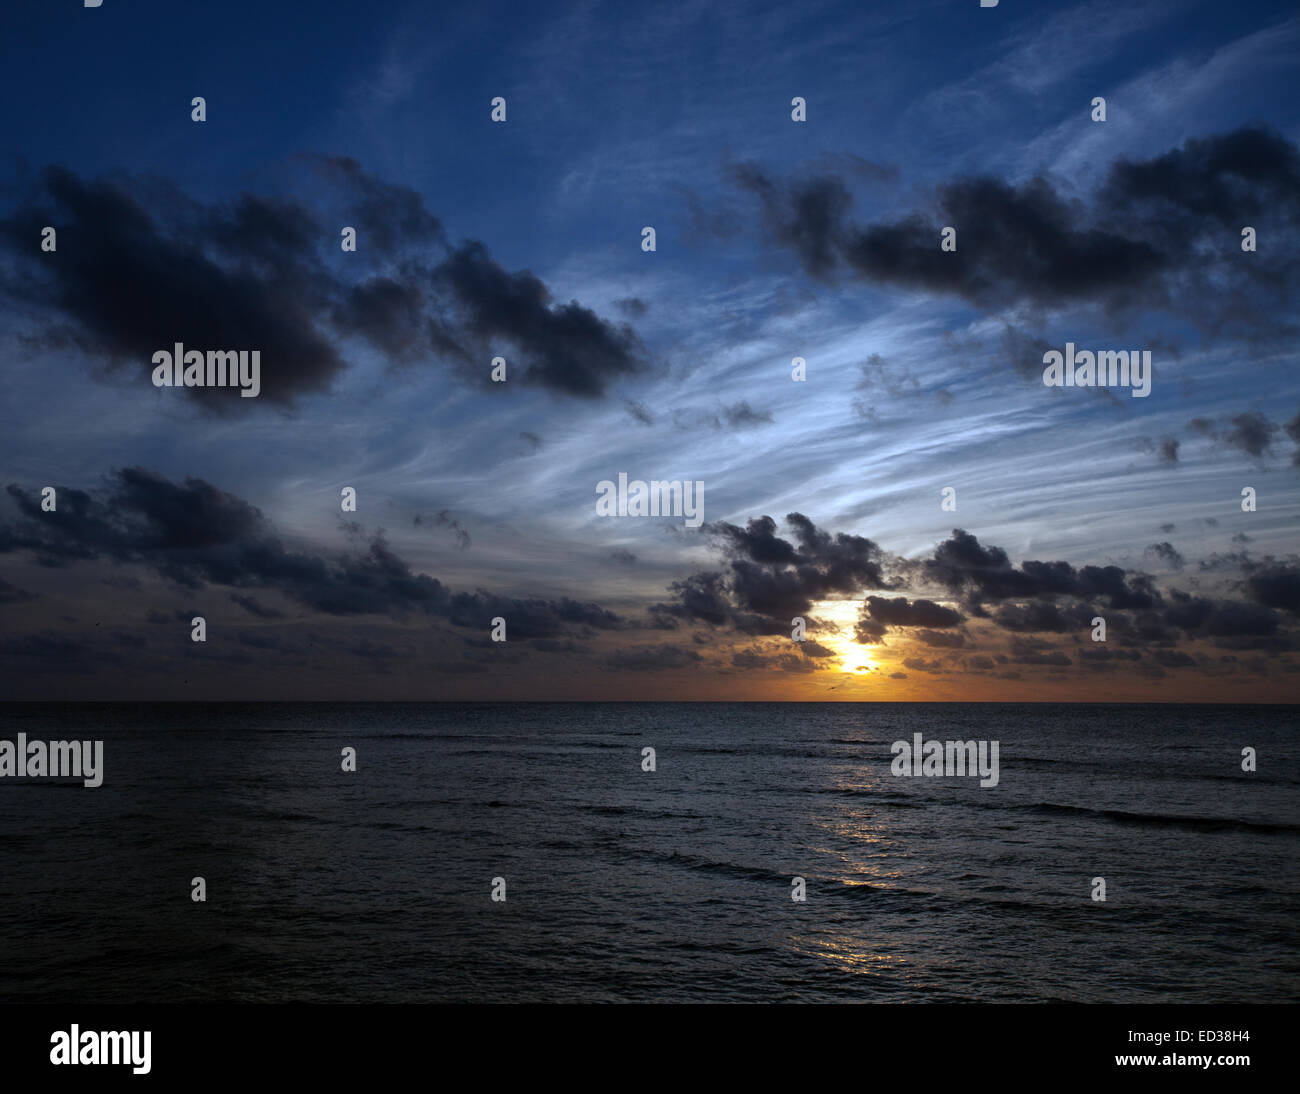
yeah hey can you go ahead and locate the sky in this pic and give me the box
[0,0,1297,700]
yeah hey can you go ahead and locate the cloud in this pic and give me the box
[624,398,656,425]
[920,529,1162,613]
[862,595,963,628]
[0,632,96,673]
[429,240,647,396]
[230,593,283,618]
[0,469,623,640]
[991,601,1093,633]
[0,161,647,407]
[644,512,1300,680]
[1245,565,1300,616]
[413,509,471,549]
[728,163,853,280]
[1145,542,1186,570]
[1189,410,1291,461]
[603,644,702,671]
[0,169,347,407]
[1164,589,1283,644]
[721,127,1300,341]
[0,577,36,604]
[653,514,894,630]
[672,400,774,431]
[902,656,945,674]
[614,296,648,318]
[309,155,446,252]
[1137,435,1181,465]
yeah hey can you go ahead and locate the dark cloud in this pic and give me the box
[1102,126,1300,230]
[0,632,96,673]
[845,176,1163,309]
[237,629,295,651]
[850,352,926,420]
[310,154,446,252]
[1164,589,1280,641]
[731,647,767,670]
[902,656,945,674]
[729,163,853,280]
[723,127,1300,341]
[413,509,471,549]
[1190,411,1279,459]
[0,577,36,604]
[1145,542,1185,571]
[1150,649,1196,668]
[446,590,621,639]
[863,595,963,629]
[0,162,646,407]
[0,469,622,640]
[603,644,702,671]
[991,601,1091,633]
[799,640,836,658]
[1246,566,1300,616]
[614,297,648,319]
[429,240,647,397]
[624,398,655,425]
[533,638,590,655]
[0,168,346,408]
[722,401,772,428]
[1078,647,1143,663]
[915,630,966,649]
[921,529,1161,613]
[673,401,773,431]
[653,513,894,633]
[1137,435,1181,465]
[1008,640,1072,667]
[653,571,733,629]
[230,593,282,618]
[340,638,402,661]
[649,517,1300,679]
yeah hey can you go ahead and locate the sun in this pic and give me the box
[809,599,878,675]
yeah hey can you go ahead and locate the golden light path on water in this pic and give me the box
[779,690,922,978]
[787,834,916,978]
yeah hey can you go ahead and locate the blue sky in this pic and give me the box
[0,0,1297,699]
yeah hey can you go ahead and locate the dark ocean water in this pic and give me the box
[0,702,1296,1003]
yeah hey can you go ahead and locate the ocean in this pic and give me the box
[0,702,1295,1003]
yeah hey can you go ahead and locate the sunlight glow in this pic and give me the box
[810,599,879,675]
